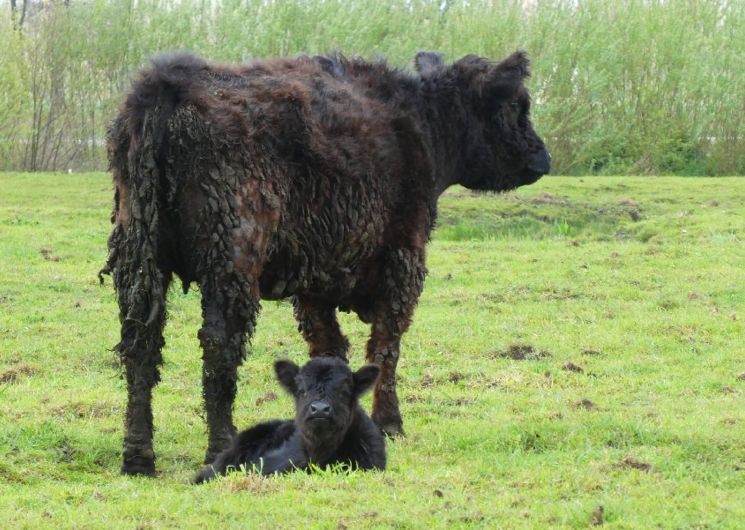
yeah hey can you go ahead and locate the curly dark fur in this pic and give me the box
[101,50,549,475]
[193,358,385,483]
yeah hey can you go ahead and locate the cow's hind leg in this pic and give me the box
[118,273,171,476]
[199,273,260,464]
[293,296,350,361]
[366,248,426,436]
[196,168,279,463]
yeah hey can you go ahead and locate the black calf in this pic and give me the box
[194,357,385,483]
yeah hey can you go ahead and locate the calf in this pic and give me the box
[194,357,385,483]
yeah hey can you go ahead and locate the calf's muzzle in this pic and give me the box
[308,400,333,419]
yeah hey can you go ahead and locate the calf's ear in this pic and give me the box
[353,365,380,397]
[274,360,300,395]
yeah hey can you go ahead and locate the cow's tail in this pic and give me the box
[99,53,208,361]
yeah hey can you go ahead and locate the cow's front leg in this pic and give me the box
[199,272,260,464]
[366,247,426,436]
[293,296,350,361]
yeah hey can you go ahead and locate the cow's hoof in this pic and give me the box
[374,416,405,438]
[204,427,237,464]
[121,447,156,476]
[381,424,405,438]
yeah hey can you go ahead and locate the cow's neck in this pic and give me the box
[412,84,466,197]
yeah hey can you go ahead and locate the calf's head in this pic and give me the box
[274,358,379,444]
[416,50,550,192]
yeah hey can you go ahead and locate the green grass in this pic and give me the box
[1,173,744,528]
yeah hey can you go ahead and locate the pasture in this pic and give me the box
[0,173,743,528]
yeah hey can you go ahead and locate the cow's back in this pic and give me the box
[189,57,422,302]
[121,53,428,303]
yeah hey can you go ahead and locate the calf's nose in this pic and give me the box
[309,400,332,417]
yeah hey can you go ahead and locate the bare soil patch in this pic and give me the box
[255,391,278,406]
[39,247,60,261]
[575,398,596,410]
[615,456,653,472]
[562,362,584,373]
[528,192,571,206]
[0,364,38,384]
[590,505,604,526]
[495,344,552,360]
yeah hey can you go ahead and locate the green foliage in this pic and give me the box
[1,173,744,527]
[0,0,744,174]
[0,13,26,166]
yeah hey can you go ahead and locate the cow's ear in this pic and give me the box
[415,51,444,76]
[274,360,300,395]
[494,50,531,81]
[484,50,531,100]
[454,51,529,101]
[353,365,380,397]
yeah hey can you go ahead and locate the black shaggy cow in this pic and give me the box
[101,50,550,475]
[193,357,385,483]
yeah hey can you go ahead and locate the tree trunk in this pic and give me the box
[10,0,28,29]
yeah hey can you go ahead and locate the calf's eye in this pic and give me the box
[510,101,520,111]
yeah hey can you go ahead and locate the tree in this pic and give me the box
[10,0,28,29]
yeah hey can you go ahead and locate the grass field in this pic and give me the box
[0,173,744,529]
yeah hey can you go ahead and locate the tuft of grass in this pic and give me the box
[0,173,744,528]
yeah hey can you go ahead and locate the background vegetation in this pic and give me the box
[1,0,744,175]
[1,173,744,528]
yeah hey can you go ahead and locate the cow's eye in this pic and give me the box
[510,101,520,111]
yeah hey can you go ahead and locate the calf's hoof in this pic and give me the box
[192,465,217,485]
[203,451,220,465]
[121,448,156,476]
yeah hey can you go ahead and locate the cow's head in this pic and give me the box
[274,358,379,445]
[416,50,550,192]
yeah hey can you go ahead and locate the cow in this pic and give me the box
[193,357,385,483]
[100,49,550,476]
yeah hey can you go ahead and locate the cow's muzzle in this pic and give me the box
[527,149,551,177]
